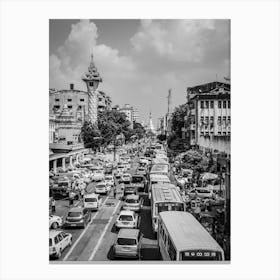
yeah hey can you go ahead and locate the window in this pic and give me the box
[55,98,59,102]
[223,101,227,108]
[200,101,204,109]
[218,131,221,135]
[223,116,226,122]
[210,116,214,121]
[78,105,82,110]
[68,105,72,109]
[205,101,209,108]
[80,99,84,102]
[228,100,231,108]
[210,101,214,108]
[218,116,222,125]
[223,132,226,135]
[218,101,222,108]
[99,98,102,102]
[67,99,72,102]
[54,105,60,109]
[89,82,94,87]
[54,236,60,244]
[168,237,177,260]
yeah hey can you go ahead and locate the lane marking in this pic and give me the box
[63,196,109,261]
[88,200,121,261]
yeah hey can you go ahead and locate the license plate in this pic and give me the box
[122,222,129,225]
[70,224,76,226]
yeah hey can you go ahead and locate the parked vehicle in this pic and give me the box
[64,207,91,229]
[49,230,72,259]
[187,187,214,199]
[113,229,143,259]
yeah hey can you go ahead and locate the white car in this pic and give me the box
[122,173,132,183]
[49,215,63,229]
[49,230,72,259]
[105,175,114,187]
[95,182,109,194]
[92,170,105,181]
[115,210,140,230]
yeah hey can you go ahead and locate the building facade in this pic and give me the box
[119,104,134,129]
[132,107,140,123]
[183,81,231,156]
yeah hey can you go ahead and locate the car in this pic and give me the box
[49,230,72,259]
[64,207,91,228]
[136,167,147,176]
[122,194,142,212]
[105,175,114,187]
[123,184,137,196]
[83,193,102,211]
[49,215,63,229]
[131,175,146,192]
[122,173,132,183]
[91,170,105,181]
[95,182,109,194]
[115,210,140,230]
[113,229,143,259]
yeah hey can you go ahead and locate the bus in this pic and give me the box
[158,211,225,261]
[148,174,171,193]
[150,184,185,234]
[150,164,169,177]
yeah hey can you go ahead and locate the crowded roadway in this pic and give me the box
[49,139,228,262]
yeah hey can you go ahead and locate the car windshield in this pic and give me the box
[124,181,131,185]
[132,177,143,183]
[117,238,136,246]
[68,211,82,217]
[85,198,97,202]
[119,215,133,221]
[97,185,105,188]
[125,199,138,204]
[105,177,112,180]
[49,238,53,246]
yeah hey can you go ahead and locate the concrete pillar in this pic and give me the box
[53,160,57,173]
[62,157,66,171]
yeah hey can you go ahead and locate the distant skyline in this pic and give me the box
[49,19,230,125]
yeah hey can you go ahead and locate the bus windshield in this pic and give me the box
[180,250,222,261]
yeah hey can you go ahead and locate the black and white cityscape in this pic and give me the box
[49,19,230,262]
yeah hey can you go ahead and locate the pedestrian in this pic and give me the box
[113,185,117,198]
[51,198,56,213]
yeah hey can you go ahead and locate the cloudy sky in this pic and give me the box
[49,19,230,126]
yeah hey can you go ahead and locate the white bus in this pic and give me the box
[151,184,185,234]
[149,174,170,193]
[150,164,169,177]
[158,211,225,261]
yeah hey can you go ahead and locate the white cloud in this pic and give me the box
[49,19,136,92]
[131,19,227,63]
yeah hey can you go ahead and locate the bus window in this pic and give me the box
[168,237,177,260]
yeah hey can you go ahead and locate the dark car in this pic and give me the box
[64,207,91,229]
[123,184,137,196]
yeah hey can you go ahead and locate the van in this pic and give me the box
[84,193,102,211]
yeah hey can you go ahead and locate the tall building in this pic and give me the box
[119,104,134,129]
[132,107,140,123]
[147,112,156,134]
[82,54,103,124]
[183,81,230,156]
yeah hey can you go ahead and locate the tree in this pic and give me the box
[133,122,146,139]
[81,121,101,150]
[170,103,188,138]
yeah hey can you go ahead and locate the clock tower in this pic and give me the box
[82,54,102,124]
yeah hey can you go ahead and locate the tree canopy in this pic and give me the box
[81,109,146,149]
[170,103,188,138]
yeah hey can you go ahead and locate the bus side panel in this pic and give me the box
[158,233,171,261]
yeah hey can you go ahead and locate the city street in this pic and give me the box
[51,153,161,262]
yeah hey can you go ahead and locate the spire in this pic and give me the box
[82,53,102,82]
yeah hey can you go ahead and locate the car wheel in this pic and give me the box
[52,222,58,229]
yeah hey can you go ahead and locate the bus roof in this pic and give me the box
[151,164,169,173]
[151,184,183,203]
[150,174,170,181]
[159,211,223,252]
